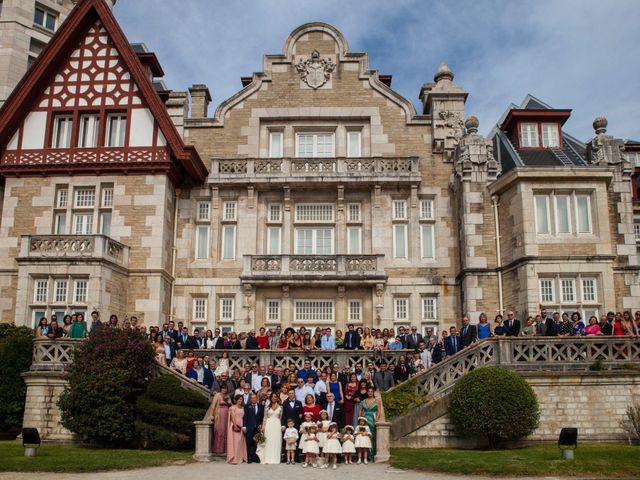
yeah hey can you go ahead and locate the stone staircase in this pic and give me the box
[386,337,640,440]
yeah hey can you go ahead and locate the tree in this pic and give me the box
[58,327,155,445]
[0,324,34,432]
[449,367,540,448]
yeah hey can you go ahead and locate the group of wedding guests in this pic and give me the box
[208,370,381,466]
[34,311,145,339]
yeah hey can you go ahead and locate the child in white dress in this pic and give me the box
[298,412,314,451]
[303,423,320,468]
[317,410,330,454]
[283,418,299,465]
[341,425,356,464]
[354,416,373,464]
[323,422,342,470]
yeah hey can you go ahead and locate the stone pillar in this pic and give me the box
[166,91,189,136]
[193,421,214,462]
[453,117,502,320]
[375,421,391,463]
[22,372,75,443]
[188,84,211,119]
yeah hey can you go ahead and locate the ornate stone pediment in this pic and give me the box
[295,50,336,89]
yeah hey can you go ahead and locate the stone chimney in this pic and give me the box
[189,84,212,119]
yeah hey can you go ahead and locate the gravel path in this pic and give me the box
[0,461,567,480]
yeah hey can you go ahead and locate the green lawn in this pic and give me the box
[391,443,639,477]
[0,440,193,472]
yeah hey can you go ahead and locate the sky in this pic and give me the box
[114,0,640,141]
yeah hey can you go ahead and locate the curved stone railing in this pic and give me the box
[20,235,129,268]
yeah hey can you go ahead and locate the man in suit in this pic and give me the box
[202,358,215,389]
[504,311,521,337]
[245,330,259,350]
[460,316,477,348]
[428,337,443,364]
[243,393,264,463]
[244,363,261,391]
[373,362,395,392]
[282,388,303,428]
[177,326,190,350]
[188,328,204,349]
[323,392,344,428]
[210,328,225,349]
[162,334,176,366]
[405,326,423,351]
[444,326,463,356]
[338,364,351,389]
[546,312,559,336]
[343,324,361,350]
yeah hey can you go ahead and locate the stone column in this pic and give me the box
[22,372,75,443]
[375,421,391,463]
[193,421,214,462]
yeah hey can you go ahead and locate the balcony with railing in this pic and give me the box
[209,156,421,185]
[241,254,386,285]
[19,235,130,269]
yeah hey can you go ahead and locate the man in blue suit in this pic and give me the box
[243,393,264,463]
[444,326,463,357]
[343,324,361,350]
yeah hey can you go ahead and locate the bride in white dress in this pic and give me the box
[262,393,283,464]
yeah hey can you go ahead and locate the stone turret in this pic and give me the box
[419,63,468,162]
[586,116,629,167]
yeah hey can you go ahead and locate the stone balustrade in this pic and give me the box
[209,156,421,185]
[31,337,82,371]
[241,254,386,285]
[19,235,129,268]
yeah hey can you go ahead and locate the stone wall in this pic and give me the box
[394,371,640,448]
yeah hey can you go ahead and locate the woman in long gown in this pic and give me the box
[211,384,231,454]
[227,394,247,464]
[262,393,283,464]
[358,387,381,457]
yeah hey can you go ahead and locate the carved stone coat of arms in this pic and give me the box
[295,50,336,89]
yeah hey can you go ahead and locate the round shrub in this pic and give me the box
[135,375,208,450]
[449,367,539,448]
[0,324,34,432]
[58,327,155,446]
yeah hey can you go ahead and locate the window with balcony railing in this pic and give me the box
[538,275,600,321]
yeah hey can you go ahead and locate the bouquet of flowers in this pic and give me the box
[253,432,266,445]
[359,426,366,433]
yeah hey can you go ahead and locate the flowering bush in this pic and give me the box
[0,324,34,432]
[58,327,155,446]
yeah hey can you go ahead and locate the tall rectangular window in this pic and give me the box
[348,299,362,322]
[34,279,48,303]
[73,213,93,234]
[220,298,234,321]
[394,297,408,321]
[267,226,281,255]
[52,114,73,148]
[634,224,640,242]
[196,225,209,259]
[393,224,407,258]
[269,131,283,158]
[420,199,434,220]
[554,195,571,234]
[222,225,236,259]
[347,227,362,254]
[79,114,100,148]
[392,200,407,220]
[541,123,560,148]
[53,280,68,303]
[268,204,282,223]
[520,123,539,147]
[193,298,207,321]
[581,278,597,303]
[347,203,361,223]
[197,202,211,222]
[54,213,66,234]
[295,228,333,254]
[560,279,576,303]
[420,224,435,258]
[101,187,113,208]
[74,188,95,208]
[73,280,88,304]
[223,201,237,221]
[106,113,126,147]
[575,195,592,233]
[34,6,56,31]
[347,131,361,157]
[296,133,335,157]
[539,279,555,303]
[56,188,68,208]
[535,195,550,234]
[266,300,280,322]
[99,212,111,236]
[422,297,436,320]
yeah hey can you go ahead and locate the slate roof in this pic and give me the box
[490,95,588,173]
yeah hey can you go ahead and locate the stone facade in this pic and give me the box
[0,7,637,332]
[394,371,640,448]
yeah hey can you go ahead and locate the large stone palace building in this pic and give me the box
[0,0,637,335]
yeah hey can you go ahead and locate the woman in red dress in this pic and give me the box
[256,327,269,349]
[303,393,321,421]
[343,373,358,428]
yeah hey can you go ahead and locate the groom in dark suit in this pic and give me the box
[243,393,264,463]
[281,388,303,428]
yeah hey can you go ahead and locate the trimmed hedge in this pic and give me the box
[381,378,428,419]
[58,328,155,446]
[449,367,539,448]
[135,375,208,450]
[0,324,34,432]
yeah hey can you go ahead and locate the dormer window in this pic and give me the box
[520,123,539,148]
[541,123,560,147]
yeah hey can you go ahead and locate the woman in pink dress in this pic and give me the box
[227,394,247,464]
[210,384,231,454]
